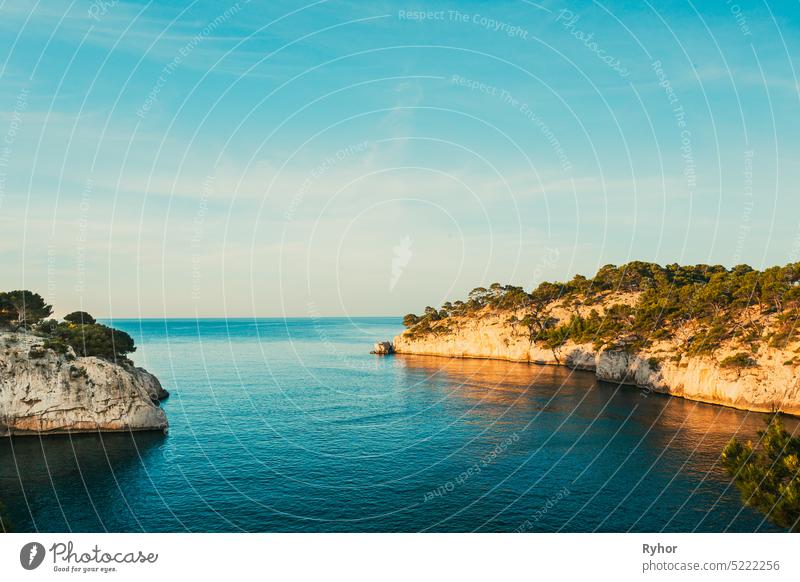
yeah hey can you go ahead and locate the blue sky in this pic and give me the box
[0,0,798,317]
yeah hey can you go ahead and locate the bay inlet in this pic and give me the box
[0,317,789,532]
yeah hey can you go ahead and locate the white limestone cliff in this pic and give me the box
[394,309,800,416]
[0,332,168,435]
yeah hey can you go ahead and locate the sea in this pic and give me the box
[0,317,791,532]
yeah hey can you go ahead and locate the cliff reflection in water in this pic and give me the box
[0,432,166,532]
[395,353,798,482]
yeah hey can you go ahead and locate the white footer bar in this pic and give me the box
[1,533,795,581]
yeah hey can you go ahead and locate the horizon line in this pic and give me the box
[96,315,404,320]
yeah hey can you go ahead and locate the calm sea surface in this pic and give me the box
[0,318,793,532]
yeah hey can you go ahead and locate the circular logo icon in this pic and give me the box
[20,542,46,570]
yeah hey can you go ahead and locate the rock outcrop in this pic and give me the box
[0,332,168,435]
[371,341,395,355]
[394,310,800,416]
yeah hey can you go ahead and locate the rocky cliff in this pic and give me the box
[0,331,168,435]
[394,301,800,416]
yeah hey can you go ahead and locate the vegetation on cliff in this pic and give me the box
[722,417,800,531]
[0,290,136,362]
[402,261,800,359]
[0,290,52,327]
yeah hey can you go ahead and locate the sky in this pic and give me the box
[0,0,798,318]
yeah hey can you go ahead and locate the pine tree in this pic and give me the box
[722,416,800,531]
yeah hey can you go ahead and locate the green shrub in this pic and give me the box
[720,352,757,369]
[402,313,420,328]
[63,311,96,325]
[768,313,799,348]
[686,323,731,356]
[48,322,136,362]
[36,318,60,335]
[28,345,47,359]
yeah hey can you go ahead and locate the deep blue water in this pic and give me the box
[0,317,792,532]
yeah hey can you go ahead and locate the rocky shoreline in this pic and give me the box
[0,331,168,436]
[392,307,800,417]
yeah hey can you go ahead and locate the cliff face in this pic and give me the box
[0,332,168,435]
[394,308,800,416]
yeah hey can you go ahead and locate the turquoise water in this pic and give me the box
[0,318,790,532]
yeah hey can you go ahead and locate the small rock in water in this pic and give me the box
[371,341,394,355]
